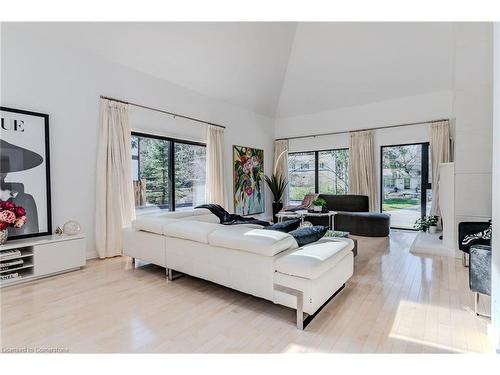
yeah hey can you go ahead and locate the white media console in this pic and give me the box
[0,234,86,287]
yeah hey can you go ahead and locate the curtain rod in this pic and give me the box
[275,118,449,141]
[100,95,226,129]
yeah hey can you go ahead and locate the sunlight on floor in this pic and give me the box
[283,343,310,353]
[388,333,466,353]
[389,299,493,353]
[130,318,155,350]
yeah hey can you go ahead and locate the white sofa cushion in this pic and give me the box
[208,226,297,256]
[160,210,195,219]
[163,221,222,243]
[132,215,177,234]
[182,213,220,224]
[132,209,218,233]
[192,208,213,216]
[274,238,354,280]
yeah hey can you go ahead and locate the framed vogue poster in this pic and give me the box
[0,107,52,239]
[233,145,264,215]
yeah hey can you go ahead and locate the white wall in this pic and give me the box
[275,90,453,139]
[452,23,494,238]
[491,22,500,352]
[1,23,275,259]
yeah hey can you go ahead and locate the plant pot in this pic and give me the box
[272,202,283,223]
[313,205,322,212]
[429,226,438,234]
[0,229,8,245]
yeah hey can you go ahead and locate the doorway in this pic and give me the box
[381,143,431,229]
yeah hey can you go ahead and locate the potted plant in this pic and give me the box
[414,215,439,233]
[312,198,327,213]
[264,173,288,223]
[428,215,439,233]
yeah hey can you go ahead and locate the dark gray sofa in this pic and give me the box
[307,194,390,237]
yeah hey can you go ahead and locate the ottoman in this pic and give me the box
[335,211,390,237]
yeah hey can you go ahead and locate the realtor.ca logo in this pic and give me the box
[2,346,69,353]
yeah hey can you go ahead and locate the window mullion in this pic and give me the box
[314,151,319,194]
[137,137,141,179]
[170,140,175,211]
[421,143,429,217]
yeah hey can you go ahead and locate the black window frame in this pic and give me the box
[379,142,431,230]
[132,131,206,212]
[288,148,350,198]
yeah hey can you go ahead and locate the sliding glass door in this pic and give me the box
[381,143,431,229]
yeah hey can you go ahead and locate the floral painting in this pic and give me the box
[233,145,264,215]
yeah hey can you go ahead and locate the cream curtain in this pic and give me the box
[348,130,378,211]
[430,120,451,217]
[95,99,135,258]
[274,139,289,205]
[205,125,226,206]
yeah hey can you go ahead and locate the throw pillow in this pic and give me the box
[289,225,328,247]
[462,223,492,246]
[263,218,301,233]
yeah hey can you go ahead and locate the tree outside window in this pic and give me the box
[131,133,206,211]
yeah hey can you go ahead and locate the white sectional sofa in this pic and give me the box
[123,208,354,329]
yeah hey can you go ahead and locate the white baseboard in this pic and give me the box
[86,249,99,260]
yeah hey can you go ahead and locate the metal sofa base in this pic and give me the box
[273,283,346,330]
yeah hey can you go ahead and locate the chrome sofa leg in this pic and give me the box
[274,283,345,330]
[474,292,492,318]
[462,252,469,267]
[474,292,479,315]
[166,268,183,281]
[296,293,304,330]
[274,283,305,330]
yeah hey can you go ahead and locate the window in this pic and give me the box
[132,135,171,209]
[288,149,349,204]
[288,152,315,204]
[318,149,349,195]
[131,133,206,211]
[174,142,206,210]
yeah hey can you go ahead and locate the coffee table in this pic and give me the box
[276,210,337,230]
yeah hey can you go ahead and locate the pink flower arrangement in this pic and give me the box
[0,201,27,231]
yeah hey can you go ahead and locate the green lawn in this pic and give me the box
[382,198,419,211]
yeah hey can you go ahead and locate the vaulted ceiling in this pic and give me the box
[11,22,455,119]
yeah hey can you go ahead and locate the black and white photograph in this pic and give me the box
[0,107,51,239]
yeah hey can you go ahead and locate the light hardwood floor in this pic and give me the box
[0,230,493,353]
